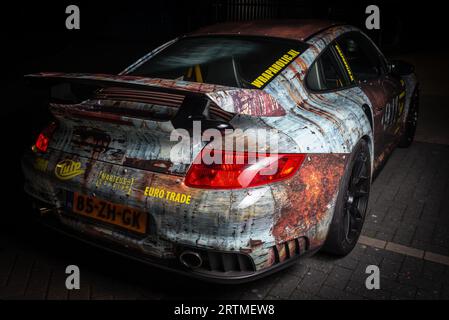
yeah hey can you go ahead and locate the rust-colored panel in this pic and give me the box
[276,243,288,263]
[288,239,297,257]
[189,20,338,41]
[272,154,347,243]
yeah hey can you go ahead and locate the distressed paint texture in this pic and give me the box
[22,22,417,280]
[22,150,346,271]
[28,73,285,117]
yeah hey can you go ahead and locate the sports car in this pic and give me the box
[22,20,419,282]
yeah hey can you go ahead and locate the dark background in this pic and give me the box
[5,1,449,80]
[2,0,448,210]
[1,1,448,301]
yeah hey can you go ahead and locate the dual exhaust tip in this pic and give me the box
[179,250,203,269]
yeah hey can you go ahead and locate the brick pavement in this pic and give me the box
[1,141,449,300]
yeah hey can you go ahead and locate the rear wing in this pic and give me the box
[25,73,286,117]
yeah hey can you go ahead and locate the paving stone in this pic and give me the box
[318,285,363,300]
[441,284,449,299]
[324,266,353,290]
[0,251,16,287]
[285,261,309,279]
[416,288,441,300]
[424,252,449,267]
[46,270,69,300]
[296,269,327,295]
[375,230,395,242]
[380,258,402,280]
[383,281,417,300]
[288,288,315,300]
[345,279,391,300]
[23,260,51,299]
[386,242,424,259]
[268,274,302,299]
[334,256,359,271]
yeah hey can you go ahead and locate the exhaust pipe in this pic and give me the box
[179,251,203,269]
[31,202,55,216]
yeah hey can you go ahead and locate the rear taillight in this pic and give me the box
[185,150,305,189]
[33,122,57,153]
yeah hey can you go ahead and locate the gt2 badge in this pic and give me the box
[55,159,84,180]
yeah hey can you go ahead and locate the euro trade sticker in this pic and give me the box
[144,187,191,204]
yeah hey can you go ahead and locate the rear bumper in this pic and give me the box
[21,150,313,273]
[30,201,310,284]
[21,148,344,281]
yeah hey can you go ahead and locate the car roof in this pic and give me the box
[188,19,340,42]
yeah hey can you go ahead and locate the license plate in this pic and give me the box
[72,193,147,234]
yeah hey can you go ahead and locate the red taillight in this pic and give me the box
[33,122,57,153]
[35,133,50,152]
[185,150,306,189]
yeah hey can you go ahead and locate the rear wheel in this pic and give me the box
[399,88,419,148]
[323,139,371,256]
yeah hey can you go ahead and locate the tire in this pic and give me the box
[398,88,419,148]
[323,139,371,256]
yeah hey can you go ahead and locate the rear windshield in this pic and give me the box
[128,36,308,89]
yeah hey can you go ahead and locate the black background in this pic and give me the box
[5,1,449,80]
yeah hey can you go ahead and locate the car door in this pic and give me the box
[334,32,404,164]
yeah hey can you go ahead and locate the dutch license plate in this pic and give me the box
[72,193,147,234]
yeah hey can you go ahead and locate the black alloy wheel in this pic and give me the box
[399,88,419,148]
[323,139,371,256]
[342,149,370,244]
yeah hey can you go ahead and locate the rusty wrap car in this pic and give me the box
[22,20,419,282]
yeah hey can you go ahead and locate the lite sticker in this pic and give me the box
[55,159,84,180]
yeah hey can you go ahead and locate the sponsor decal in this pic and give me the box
[34,158,49,172]
[55,159,85,180]
[251,49,301,88]
[398,91,406,116]
[95,171,135,195]
[334,44,355,82]
[144,187,191,205]
[382,93,405,130]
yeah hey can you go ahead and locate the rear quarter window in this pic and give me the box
[306,47,351,91]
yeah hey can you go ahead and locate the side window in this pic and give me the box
[336,33,384,81]
[307,47,349,91]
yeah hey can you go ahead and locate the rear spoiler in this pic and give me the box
[25,73,286,117]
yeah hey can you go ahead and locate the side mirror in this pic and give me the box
[388,60,415,76]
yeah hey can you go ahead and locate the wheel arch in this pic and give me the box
[361,103,373,131]
[360,135,374,180]
[401,74,420,123]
